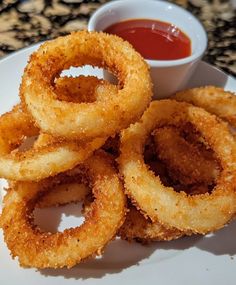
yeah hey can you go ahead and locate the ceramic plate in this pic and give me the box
[0,44,236,285]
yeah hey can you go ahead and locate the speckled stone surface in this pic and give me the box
[0,0,235,76]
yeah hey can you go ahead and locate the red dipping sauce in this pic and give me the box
[104,19,191,61]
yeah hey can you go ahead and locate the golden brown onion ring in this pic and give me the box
[35,175,182,243]
[38,171,207,243]
[119,100,236,234]
[0,76,109,181]
[37,182,90,208]
[0,151,126,269]
[55,75,113,103]
[7,178,91,208]
[0,107,105,181]
[173,86,236,127]
[119,205,184,242]
[20,31,152,140]
[79,187,184,243]
[153,126,220,185]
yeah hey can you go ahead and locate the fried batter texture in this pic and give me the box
[55,75,113,103]
[20,31,152,140]
[37,182,90,208]
[35,169,183,243]
[153,126,220,185]
[119,100,236,234]
[49,182,184,243]
[0,76,108,181]
[0,151,126,269]
[119,205,184,242]
[174,86,236,126]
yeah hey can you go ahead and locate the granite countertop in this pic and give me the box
[0,0,235,76]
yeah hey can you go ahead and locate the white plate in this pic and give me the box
[0,44,236,285]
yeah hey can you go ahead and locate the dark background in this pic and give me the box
[0,0,235,76]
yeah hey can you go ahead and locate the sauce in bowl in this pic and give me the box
[104,19,191,61]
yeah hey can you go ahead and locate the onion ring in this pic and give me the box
[173,86,236,127]
[147,160,211,196]
[119,100,236,234]
[153,126,220,185]
[20,31,152,140]
[33,159,182,243]
[0,106,104,181]
[37,182,90,208]
[34,174,182,243]
[0,151,126,269]
[54,75,113,103]
[35,131,90,208]
[0,75,109,181]
[118,205,184,242]
[78,186,184,243]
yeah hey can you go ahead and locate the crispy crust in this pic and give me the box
[173,86,236,127]
[36,174,185,243]
[55,76,113,103]
[20,31,152,140]
[0,76,108,181]
[118,206,184,242]
[0,104,105,181]
[36,173,183,243]
[0,151,126,269]
[118,100,236,234]
[153,126,219,185]
[37,182,90,208]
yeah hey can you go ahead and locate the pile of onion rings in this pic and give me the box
[0,31,151,268]
[0,76,110,181]
[0,29,236,269]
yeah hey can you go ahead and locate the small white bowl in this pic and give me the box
[88,0,207,99]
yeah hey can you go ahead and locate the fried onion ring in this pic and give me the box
[119,205,184,242]
[20,31,152,140]
[173,86,236,127]
[35,177,185,243]
[37,182,90,208]
[153,126,220,185]
[119,100,236,234]
[0,75,109,181]
[54,75,113,103]
[34,173,182,243]
[0,105,104,181]
[0,151,126,269]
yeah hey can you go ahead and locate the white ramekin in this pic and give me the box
[88,0,207,99]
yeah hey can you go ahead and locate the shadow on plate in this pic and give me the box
[39,238,156,280]
[195,220,236,256]
[39,228,201,280]
[36,203,156,279]
[39,222,236,280]
[34,203,85,233]
[37,201,236,280]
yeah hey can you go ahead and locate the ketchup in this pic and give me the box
[104,19,191,60]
